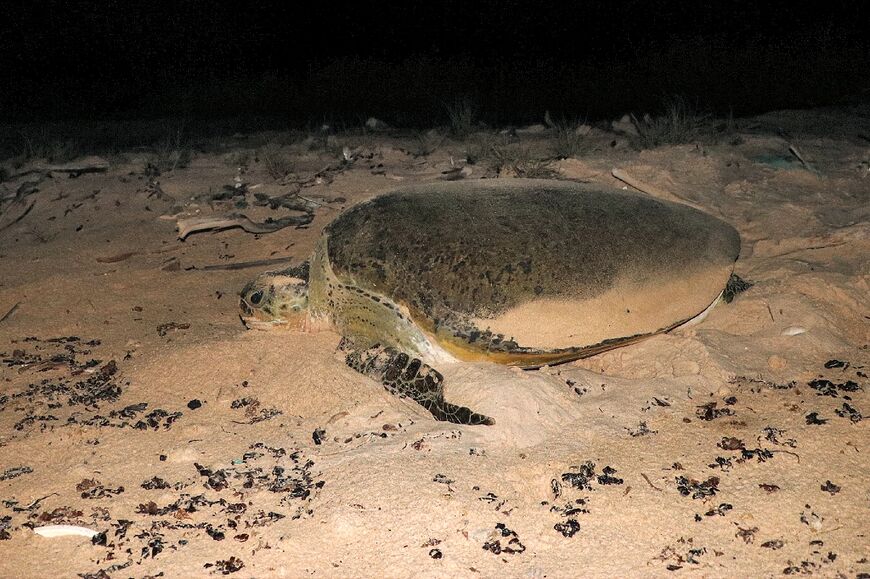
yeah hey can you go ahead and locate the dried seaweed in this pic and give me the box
[0,467,33,481]
[696,402,734,421]
[676,476,719,499]
[230,397,282,424]
[834,403,862,422]
[141,477,171,490]
[554,518,581,537]
[820,480,841,495]
[205,556,244,574]
[482,523,525,555]
[809,378,862,397]
[761,539,785,550]
[560,462,597,491]
[703,503,733,517]
[76,479,125,499]
[655,537,707,571]
[597,466,624,485]
[805,412,828,425]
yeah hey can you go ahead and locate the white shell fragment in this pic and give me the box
[33,524,99,539]
[781,326,807,336]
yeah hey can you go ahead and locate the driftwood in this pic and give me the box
[188,256,296,271]
[253,192,324,212]
[176,212,313,240]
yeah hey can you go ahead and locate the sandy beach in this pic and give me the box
[1,107,868,577]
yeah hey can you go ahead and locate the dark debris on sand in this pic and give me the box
[805,412,828,425]
[805,360,866,422]
[655,537,708,572]
[544,462,625,537]
[108,444,319,573]
[482,523,525,555]
[708,430,780,472]
[1,336,185,436]
[820,480,841,495]
[204,556,245,574]
[834,403,862,422]
[230,397,282,424]
[808,378,862,398]
[554,518,581,538]
[0,435,323,578]
[0,466,33,481]
[695,402,734,421]
[676,476,720,500]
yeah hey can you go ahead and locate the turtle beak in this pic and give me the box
[238,294,295,330]
[238,294,274,329]
[238,275,309,330]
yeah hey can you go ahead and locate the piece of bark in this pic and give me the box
[189,257,295,271]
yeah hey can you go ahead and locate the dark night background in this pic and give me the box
[1,0,867,126]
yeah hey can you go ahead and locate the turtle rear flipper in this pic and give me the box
[722,273,753,303]
[343,342,494,426]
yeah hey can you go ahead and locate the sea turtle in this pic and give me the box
[239,179,742,426]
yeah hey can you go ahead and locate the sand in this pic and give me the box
[0,107,868,578]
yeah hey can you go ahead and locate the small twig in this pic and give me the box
[641,473,662,491]
[764,302,775,322]
[0,302,20,323]
[788,144,817,174]
[770,449,800,463]
[770,242,848,259]
[13,493,58,512]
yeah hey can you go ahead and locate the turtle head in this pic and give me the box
[239,271,309,330]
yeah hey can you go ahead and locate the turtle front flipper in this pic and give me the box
[342,340,494,426]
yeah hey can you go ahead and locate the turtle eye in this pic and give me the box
[248,289,264,306]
